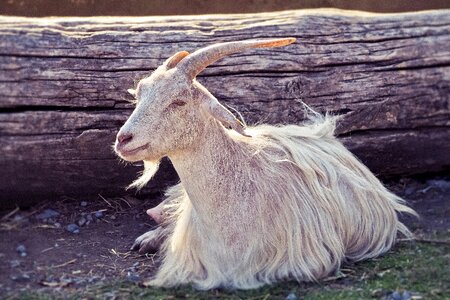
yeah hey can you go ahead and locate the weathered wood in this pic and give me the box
[0,9,449,207]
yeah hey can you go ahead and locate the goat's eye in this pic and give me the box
[169,100,187,108]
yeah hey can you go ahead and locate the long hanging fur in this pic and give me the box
[140,114,416,290]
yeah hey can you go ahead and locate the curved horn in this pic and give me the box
[179,37,296,79]
[164,51,190,69]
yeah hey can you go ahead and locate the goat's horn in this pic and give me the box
[164,51,190,69]
[180,38,296,79]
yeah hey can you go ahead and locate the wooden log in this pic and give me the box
[0,9,449,207]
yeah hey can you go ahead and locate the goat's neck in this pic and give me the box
[169,118,249,221]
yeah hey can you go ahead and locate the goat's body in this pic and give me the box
[148,115,415,290]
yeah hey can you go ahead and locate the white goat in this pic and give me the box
[114,38,416,290]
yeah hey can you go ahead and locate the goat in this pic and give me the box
[114,38,416,290]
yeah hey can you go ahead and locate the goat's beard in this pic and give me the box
[128,159,161,190]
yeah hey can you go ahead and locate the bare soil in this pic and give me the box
[0,175,449,296]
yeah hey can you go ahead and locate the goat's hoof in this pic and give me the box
[131,226,165,254]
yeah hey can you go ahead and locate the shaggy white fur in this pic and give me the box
[138,114,416,290]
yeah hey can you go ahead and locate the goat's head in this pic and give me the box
[115,38,296,162]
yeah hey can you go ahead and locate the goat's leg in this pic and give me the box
[131,226,167,254]
[132,197,174,253]
[146,198,168,224]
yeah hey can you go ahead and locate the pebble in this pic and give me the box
[86,214,94,222]
[13,214,26,222]
[403,187,415,196]
[95,211,104,219]
[285,292,297,300]
[80,201,88,207]
[427,179,450,190]
[10,273,31,282]
[371,288,384,297]
[10,260,21,268]
[66,224,80,234]
[391,291,402,300]
[402,291,411,300]
[16,244,27,257]
[36,209,60,220]
[126,271,140,282]
[77,217,87,227]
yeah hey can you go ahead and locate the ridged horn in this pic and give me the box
[179,37,296,79]
[164,51,190,69]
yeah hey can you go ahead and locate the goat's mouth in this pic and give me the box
[116,143,149,159]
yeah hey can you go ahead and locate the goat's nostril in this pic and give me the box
[118,133,133,145]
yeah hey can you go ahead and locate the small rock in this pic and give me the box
[10,260,21,268]
[95,211,104,219]
[109,215,116,220]
[36,209,60,220]
[87,275,101,283]
[427,179,450,190]
[371,288,385,298]
[13,214,26,222]
[402,291,411,300]
[54,222,61,228]
[391,291,402,300]
[16,244,27,257]
[403,187,415,196]
[285,292,297,300]
[66,224,80,234]
[77,217,87,227]
[10,273,31,282]
[80,201,88,207]
[126,271,140,282]
[86,214,94,222]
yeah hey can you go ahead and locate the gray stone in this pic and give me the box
[10,273,31,282]
[77,217,87,227]
[404,187,415,196]
[391,291,402,300]
[36,209,60,220]
[66,224,80,234]
[427,179,450,190]
[285,292,297,300]
[16,244,27,257]
[402,291,411,300]
[126,271,140,282]
[94,211,104,219]
[10,260,21,268]
[80,201,88,207]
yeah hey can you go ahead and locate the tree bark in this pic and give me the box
[0,9,449,207]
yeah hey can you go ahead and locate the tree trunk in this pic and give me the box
[0,9,449,207]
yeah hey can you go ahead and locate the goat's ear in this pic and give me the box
[127,88,137,97]
[164,51,190,69]
[201,94,251,137]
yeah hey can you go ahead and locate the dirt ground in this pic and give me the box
[0,174,449,298]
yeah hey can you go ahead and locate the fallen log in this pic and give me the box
[0,9,449,207]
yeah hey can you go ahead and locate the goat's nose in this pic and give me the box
[117,133,133,145]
